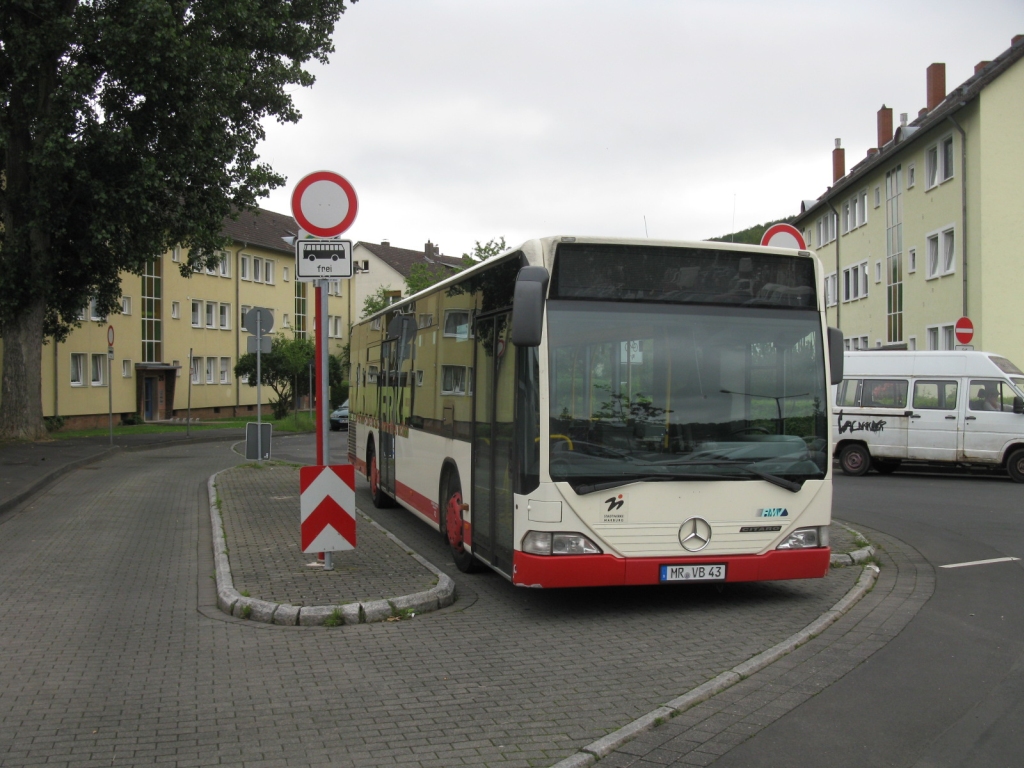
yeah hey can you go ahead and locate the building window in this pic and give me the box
[416,370,424,387]
[926,227,955,278]
[206,357,215,384]
[191,357,202,384]
[441,365,471,395]
[91,354,106,386]
[121,296,132,315]
[824,273,837,307]
[283,313,290,328]
[240,305,250,326]
[89,297,105,321]
[264,260,274,284]
[885,165,904,343]
[218,252,230,277]
[942,136,954,182]
[417,313,434,329]
[172,246,181,263]
[815,212,836,247]
[943,324,955,350]
[172,360,180,377]
[874,186,881,208]
[191,300,201,327]
[926,325,956,350]
[443,310,471,339]
[926,145,939,188]
[205,258,217,276]
[333,316,342,338]
[283,266,290,282]
[219,303,230,330]
[253,257,263,283]
[122,360,132,378]
[908,336,917,350]
[928,327,939,350]
[907,163,916,189]
[70,353,86,386]
[874,261,882,283]
[294,280,307,339]
[908,248,917,274]
[171,301,180,319]
[240,255,251,281]
[141,256,162,363]
[205,301,216,328]
[842,262,869,302]
[220,357,230,384]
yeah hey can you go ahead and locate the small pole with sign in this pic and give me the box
[292,170,358,570]
[107,325,115,446]
[187,348,193,437]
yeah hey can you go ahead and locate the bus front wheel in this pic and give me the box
[839,444,871,476]
[444,471,481,573]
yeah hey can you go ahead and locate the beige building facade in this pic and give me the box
[795,36,1024,361]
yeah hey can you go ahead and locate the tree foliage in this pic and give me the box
[708,218,794,246]
[234,336,344,419]
[361,284,399,319]
[0,0,355,438]
[461,236,507,265]
[404,262,454,296]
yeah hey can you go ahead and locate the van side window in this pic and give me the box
[969,380,1010,412]
[837,379,862,407]
[861,379,908,408]
[913,380,958,410]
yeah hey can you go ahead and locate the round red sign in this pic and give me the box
[290,171,358,238]
[760,223,807,250]
[955,316,974,345]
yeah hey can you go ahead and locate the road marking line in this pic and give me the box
[939,556,1021,569]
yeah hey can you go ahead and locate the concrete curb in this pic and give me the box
[0,447,119,517]
[548,562,881,768]
[830,524,876,566]
[207,469,456,626]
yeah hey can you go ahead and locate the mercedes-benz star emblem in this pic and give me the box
[678,517,712,552]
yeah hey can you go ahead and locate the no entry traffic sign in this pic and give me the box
[760,223,807,250]
[299,465,356,553]
[291,171,358,238]
[955,316,974,345]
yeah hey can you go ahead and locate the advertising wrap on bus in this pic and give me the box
[348,236,841,588]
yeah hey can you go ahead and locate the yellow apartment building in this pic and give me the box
[29,207,353,429]
[794,35,1023,359]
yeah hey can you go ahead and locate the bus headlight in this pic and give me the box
[522,531,603,555]
[776,527,829,549]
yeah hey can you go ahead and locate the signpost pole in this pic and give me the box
[316,281,333,569]
[256,310,263,463]
[108,351,113,446]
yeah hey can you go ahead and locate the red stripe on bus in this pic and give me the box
[352,455,367,477]
[395,480,440,523]
[511,549,831,588]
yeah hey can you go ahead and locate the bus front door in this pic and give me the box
[378,339,399,498]
[472,313,515,575]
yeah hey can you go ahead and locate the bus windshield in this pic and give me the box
[547,301,828,492]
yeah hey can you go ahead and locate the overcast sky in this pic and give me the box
[258,0,1024,259]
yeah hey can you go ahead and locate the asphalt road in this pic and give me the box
[708,469,1024,768]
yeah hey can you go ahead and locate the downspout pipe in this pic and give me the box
[235,242,245,414]
[946,113,968,318]
[826,198,841,331]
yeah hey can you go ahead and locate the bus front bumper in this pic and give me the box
[511,548,831,588]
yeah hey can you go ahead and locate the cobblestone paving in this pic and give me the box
[0,442,860,768]
[217,463,437,605]
[592,523,932,767]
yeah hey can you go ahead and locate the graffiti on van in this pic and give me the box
[837,410,887,434]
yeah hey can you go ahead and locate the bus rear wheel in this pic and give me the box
[444,471,481,573]
[839,444,871,476]
[368,444,393,508]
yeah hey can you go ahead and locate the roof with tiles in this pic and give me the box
[357,240,465,278]
[220,207,298,255]
[798,35,1024,220]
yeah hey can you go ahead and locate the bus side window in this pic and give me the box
[837,379,862,407]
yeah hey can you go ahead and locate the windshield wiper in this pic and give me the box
[646,458,807,493]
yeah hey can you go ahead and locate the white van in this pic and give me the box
[833,350,1024,481]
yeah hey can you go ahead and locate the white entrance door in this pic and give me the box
[907,379,960,461]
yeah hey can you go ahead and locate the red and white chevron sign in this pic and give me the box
[299,465,356,553]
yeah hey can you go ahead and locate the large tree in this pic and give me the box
[0,0,355,439]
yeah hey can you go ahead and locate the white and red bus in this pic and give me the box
[348,237,843,587]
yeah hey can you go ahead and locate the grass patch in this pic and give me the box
[323,608,345,627]
[49,413,317,440]
[239,605,252,620]
[240,590,250,597]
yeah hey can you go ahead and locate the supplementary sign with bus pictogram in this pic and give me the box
[299,465,356,553]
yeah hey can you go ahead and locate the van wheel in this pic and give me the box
[1006,449,1024,483]
[873,458,901,475]
[443,471,482,573]
[839,444,871,476]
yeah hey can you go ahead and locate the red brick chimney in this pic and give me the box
[832,139,845,183]
[424,240,439,260]
[877,105,893,148]
[1013,34,1023,46]
[926,63,946,111]
[974,61,991,75]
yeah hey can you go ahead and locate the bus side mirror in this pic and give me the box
[827,327,844,385]
[1014,396,1024,415]
[511,266,549,347]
